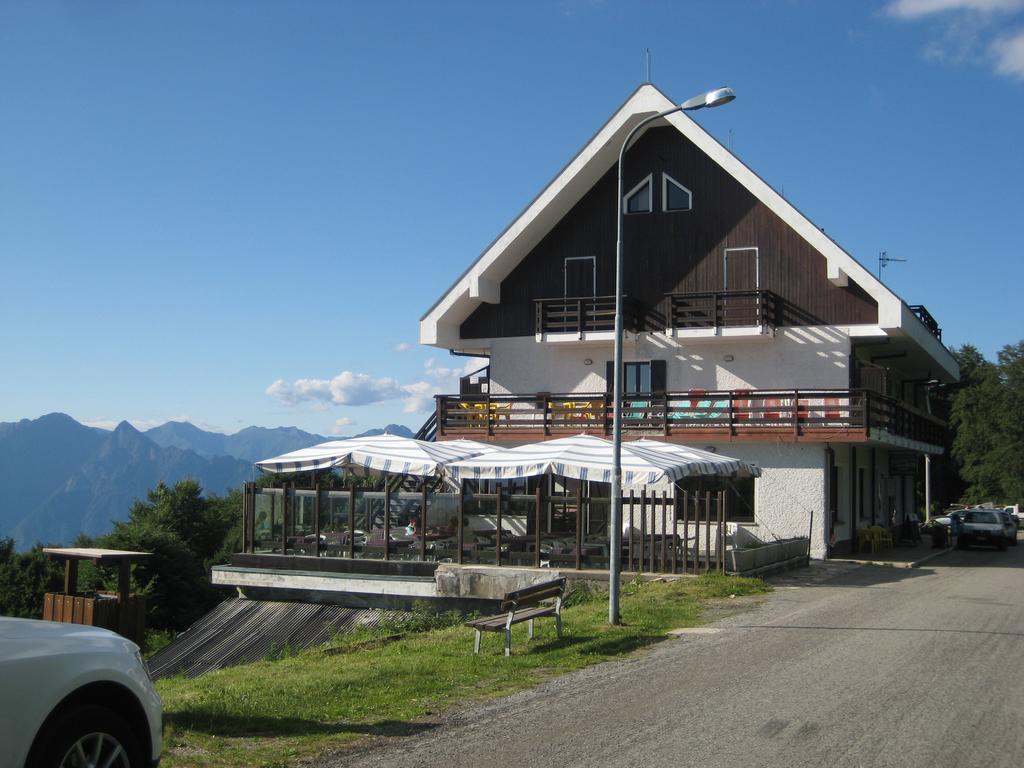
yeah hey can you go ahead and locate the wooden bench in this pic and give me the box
[466,577,566,656]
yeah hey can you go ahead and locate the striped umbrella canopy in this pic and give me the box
[445,434,754,486]
[254,434,499,478]
[630,439,761,478]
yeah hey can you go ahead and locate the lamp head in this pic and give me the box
[679,86,736,111]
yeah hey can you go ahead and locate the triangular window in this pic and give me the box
[663,173,692,212]
[623,174,653,214]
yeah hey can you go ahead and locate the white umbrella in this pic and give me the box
[255,434,500,478]
[445,433,749,486]
[629,439,761,478]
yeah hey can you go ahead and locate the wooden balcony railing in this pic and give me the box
[534,296,640,336]
[435,389,946,447]
[665,290,779,330]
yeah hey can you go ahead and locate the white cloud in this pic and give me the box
[885,0,1024,78]
[886,0,1024,18]
[331,416,356,433]
[393,342,413,352]
[265,371,405,407]
[267,357,490,417]
[991,28,1024,76]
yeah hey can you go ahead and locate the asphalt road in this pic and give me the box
[323,538,1024,768]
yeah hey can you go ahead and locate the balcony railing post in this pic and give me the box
[793,389,800,437]
[577,298,583,339]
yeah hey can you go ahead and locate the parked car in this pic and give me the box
[0,617,162,768]
[1005,506,1023,529]
[996,510,1019,546]
[957,509,1007,551]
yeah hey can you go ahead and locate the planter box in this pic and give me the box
[727,537,809,575]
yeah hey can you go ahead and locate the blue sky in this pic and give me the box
[2,0,1022,436]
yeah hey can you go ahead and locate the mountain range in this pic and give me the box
[0,414,412,550]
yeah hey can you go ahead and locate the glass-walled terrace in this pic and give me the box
[241,480,735,575]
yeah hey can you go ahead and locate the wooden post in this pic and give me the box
[661,491,668,573]
[313,483,321,557]
[683,490,690,574]
[718,490,726,574]
[628,490,635,572]
[496,485,503,567]
[348,487,356,559]
[118,560,131,603]
[63,560,78,595]
[420,481,428,562]
[384,483,391,561]
[671,493,679,574]
[639,489,647,573]
[704,490,711,575]
[281,485,289,555]
[575,483,583,570]
[458,480,465,565]
[535,484,542,568]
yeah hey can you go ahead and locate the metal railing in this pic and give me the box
[908,304,942,342]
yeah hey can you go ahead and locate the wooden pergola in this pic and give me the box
[42,547,151,645]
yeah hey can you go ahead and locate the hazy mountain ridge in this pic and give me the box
[0,414,413,549]
[144,421,413,462]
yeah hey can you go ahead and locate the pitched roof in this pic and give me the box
[420,84,956,380]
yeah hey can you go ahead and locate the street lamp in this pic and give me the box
[609,87,736,625]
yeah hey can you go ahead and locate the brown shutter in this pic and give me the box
[651,359,667,392]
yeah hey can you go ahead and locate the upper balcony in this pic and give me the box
[435,388,946,449]
[533,290,780,341]
[908,304,942,342]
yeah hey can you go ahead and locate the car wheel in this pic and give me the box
[29,704,143,768]
[997,539,1007,551]
[957,537,968,550]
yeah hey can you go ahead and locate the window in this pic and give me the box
[662,173,692,212]
[623,362,652,394]
[679,477,755,523]
[606,360,666,393]
[623,174,653,214]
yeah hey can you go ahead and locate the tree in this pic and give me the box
[0,538,63,619]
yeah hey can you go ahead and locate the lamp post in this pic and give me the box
[609,87,736,625]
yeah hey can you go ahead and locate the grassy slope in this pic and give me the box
[158,575,770,768]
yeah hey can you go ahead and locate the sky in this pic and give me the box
[1,0,1022,437]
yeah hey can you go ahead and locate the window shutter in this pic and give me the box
[651,359,667,392]
[605,361,615,392]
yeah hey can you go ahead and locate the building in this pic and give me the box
[420,84,957,559]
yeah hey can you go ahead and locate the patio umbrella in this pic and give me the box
[445,434,752,486]
[628,439,761,479]
[254,434,499,478]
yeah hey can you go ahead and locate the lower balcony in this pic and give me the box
[435,389,946,448]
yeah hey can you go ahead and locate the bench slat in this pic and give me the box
[465,605,556,631]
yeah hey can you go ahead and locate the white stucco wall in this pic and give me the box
[703,442,829,560]
[488,327,852,395]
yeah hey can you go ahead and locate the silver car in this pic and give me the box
[996,510,1019,546]
[958,509,1008,551]
[0,617,162,768]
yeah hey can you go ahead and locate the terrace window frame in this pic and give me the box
[623,173,654,215]
[662,173,693,212]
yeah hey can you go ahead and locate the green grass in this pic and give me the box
[157,574,770,767]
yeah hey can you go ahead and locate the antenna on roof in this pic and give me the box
[878,250,907,279]
[645,48,652,83]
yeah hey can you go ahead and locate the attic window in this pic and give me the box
[623,174,653,214]
[663,173,692,212]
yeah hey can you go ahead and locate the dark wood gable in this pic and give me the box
[460,126,877,339]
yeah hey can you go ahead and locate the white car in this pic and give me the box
[0,617,162,768]
[957,509,1007,551]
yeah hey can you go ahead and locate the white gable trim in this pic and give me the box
[420,84,957,380]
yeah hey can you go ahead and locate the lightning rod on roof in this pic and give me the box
[645,48,651,83]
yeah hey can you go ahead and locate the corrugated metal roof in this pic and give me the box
[147,597,398,679]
